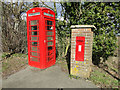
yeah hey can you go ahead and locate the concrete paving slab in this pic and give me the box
[2,65,99,88]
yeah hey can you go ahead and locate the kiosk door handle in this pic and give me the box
[44,40,46,43]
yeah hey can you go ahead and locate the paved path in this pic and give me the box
[2,65,98,88]
[0,62,2,90]
[0,52,2,90]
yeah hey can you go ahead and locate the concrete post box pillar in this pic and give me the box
[70,25,96,78]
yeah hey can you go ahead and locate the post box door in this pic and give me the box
[75,36,85,61]
[45,18,55,63]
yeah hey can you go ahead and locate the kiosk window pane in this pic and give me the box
[47,26,53,30]
[32,31,38,35]
[48,42,53,46]
[31,57,38,62]
[31,26,37,30]
[31,47,37,51]
[47,21,52,25]
[47,32,53,35]
[32,42,38,46]
[31,52,38,56]
[47,37,53,40]
[48,55,54,61]
[48,47,52,50]
[31,37,38,41]
[31,20,37,25]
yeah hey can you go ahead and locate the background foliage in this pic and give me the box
[57,2,120,65]
[1,1,120,65]
[79,2,120,65]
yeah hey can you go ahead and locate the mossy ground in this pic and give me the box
[2,53,28,78]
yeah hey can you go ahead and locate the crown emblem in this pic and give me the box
[33,10,35,12]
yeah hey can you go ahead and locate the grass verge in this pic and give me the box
[89,65,118,88]
[2,53,28,79]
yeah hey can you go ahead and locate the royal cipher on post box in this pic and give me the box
[26,7,56,69]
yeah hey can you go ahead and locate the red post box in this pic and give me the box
[26,7,56,69]
[75,36,85,61]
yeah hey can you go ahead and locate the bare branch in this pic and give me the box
[40,0,54,11]
[18,2,24,13]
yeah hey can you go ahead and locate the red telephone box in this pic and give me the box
[75,36,85,61]
[26,7,56,69]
